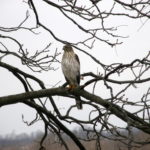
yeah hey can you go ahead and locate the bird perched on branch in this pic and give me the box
[61,44,82,109]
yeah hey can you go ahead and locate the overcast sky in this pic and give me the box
[0,0,150,136]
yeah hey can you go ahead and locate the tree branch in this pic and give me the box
[0,87,150,134]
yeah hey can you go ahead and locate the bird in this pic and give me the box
[61,44,82,109]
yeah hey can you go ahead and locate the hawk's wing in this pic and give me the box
[75,54,80,85]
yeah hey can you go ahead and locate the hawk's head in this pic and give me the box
[63,44,73,52]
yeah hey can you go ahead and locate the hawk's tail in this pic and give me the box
[75,96,82,109]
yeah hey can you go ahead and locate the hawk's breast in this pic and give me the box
[61,52,80,85]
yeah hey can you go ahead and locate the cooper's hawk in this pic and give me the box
[61,44,82,109]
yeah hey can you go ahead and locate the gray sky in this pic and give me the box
[0,0,150,136]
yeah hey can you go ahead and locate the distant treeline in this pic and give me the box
[0,131,43,148]
[0,128,150,150]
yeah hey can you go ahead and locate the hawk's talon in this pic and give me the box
[66,85,77,90]
[66,85,72,90]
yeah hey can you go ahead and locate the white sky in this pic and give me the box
[0,0,150,136]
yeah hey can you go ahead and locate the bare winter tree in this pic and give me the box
[0,0,150,150]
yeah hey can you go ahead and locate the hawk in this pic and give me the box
[61,44,82,109]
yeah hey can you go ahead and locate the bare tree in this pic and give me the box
[0,0,150,150]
